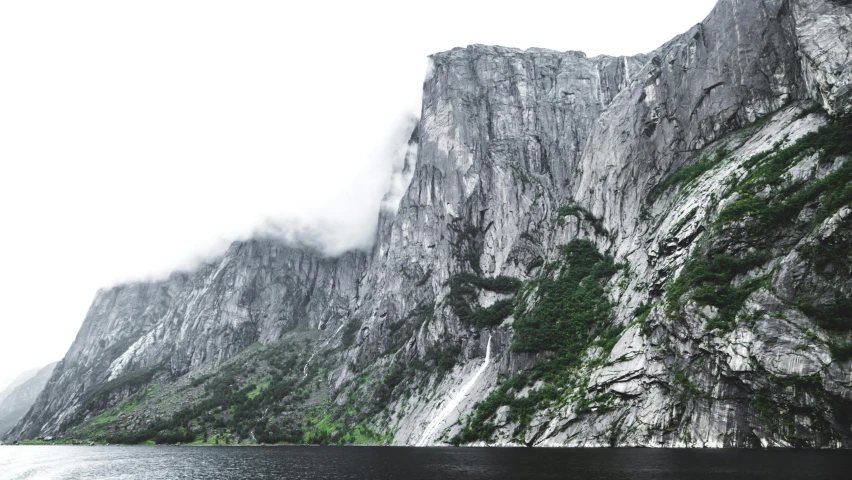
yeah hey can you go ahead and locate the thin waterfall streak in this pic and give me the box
[416,336,492,446]
[302,322,348,379]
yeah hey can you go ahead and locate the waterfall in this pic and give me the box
[415,336,492,446]
[302,322,347,379]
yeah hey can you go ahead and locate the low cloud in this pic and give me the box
[0,0,718,384]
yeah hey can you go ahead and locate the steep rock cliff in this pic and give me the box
[0,363,57,438]
[350,44,646,370]
[7,0,852,448]
[7,241,365,439]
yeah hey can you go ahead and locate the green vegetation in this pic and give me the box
[388,302,433,335]
[407,342,463,378]
[666,252,770,332]
[134,359,305,444]
[672,371,707,403]
[652,113,852,440]
[450,221,485,274]
[512,239,620,356]
[76,364,164,415]
[633,302,653,321]
[447,222,521,327]
[451,273,523,293]
[558,203,609,237]
[454,298,514,327]
[797,294,852,332]
[661,115,852,335]
[519,231,540,244]
[375,337,463,407]
[302,392,391,445]
[84,384,160,430]
[794,103,827,121]
[646,147,730,205]
[633,301,657,336]
[52,115,852,448]
[67,334,324,445]
[802,227,852,279]
[451,370,559,445]
[750,373,833,447]
[672,208,698,231]
[447,273,522,327]
[247,380,270,400]
[716,115,852,234]
[829,341,852,361]
[452,240,621,445]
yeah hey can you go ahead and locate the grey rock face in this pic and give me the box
[351,44,646,363]
[575,0,806,243]
[7,241,366,439]
[794,0,852,114]
[0,362,57,437]
[8,0,852,447]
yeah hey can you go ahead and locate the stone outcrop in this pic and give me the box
[7,0,852,448]
[7,241,365,439]
[0,362,57,437]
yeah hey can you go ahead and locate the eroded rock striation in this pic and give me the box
[7,0,852,448]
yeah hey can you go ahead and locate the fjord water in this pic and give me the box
[2,446,852,480]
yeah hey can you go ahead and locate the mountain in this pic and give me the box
[0,362,58,438]
[0,366,43,401]
[6,0,852,448]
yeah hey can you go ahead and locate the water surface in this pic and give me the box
[2,446,851,479]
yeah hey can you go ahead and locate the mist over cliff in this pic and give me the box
[6,0,852,448]
[0,363,57,438]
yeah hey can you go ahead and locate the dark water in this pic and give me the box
[2,446,852,480]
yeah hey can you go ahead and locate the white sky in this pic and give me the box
[0,0,718,390]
